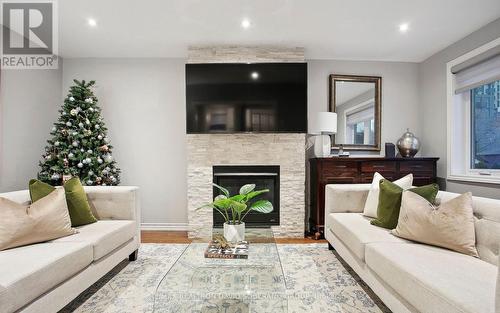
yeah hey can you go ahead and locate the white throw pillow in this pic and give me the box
[392,191,479,257]
[0,188,76,251]
[362,172,413,218]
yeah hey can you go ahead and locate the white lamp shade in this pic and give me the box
[311,112,337,134]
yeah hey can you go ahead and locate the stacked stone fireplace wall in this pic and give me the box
[187,134,305,238]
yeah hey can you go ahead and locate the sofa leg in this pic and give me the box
[328,243,335,251]
[129,249,138,261]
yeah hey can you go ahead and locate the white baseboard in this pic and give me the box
[140,222,189,231]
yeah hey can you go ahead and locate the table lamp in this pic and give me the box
[311,112,337,157]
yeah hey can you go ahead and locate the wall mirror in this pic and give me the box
[329,74,381,151]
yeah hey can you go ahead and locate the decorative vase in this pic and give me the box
[223,222,245,242]
[397,128,420,157]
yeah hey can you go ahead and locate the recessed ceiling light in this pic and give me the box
[87,18,97,27]
[251,71,259,80]
[241,18,251,29]
[399,23,409,33]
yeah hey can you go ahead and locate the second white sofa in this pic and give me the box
[324,183,499,313]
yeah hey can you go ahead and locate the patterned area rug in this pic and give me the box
[61,244,390,313]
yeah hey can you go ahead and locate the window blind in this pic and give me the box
[454,53,500,94]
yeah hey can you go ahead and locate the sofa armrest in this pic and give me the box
[325,184,370,215]
[84,186,140,222]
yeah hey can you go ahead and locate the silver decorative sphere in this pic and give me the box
[397,128,420,157]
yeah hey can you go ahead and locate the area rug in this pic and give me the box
[60,244,390,313]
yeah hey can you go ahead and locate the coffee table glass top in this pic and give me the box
[153,228,287,313]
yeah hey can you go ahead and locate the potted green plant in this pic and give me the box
[197,183,273,242]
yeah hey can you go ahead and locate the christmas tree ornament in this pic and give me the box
[102,169,108,175]
[104,154,113,163]
[99,145,109,152]
[37,80,121,186]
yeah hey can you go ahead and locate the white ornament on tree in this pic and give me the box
[97,158,103,164]
[85,157,91,163]
[69,97,75,102]
[97,135,103,140]
[78,122,84,128]
[66,122,72,127]
[87,149,93,154]
[95,125,100,129]
[54,141,60,146]
[104,154,113,163]
[70,109,78,116]
[51,173,60,180]
[51,126,56,132]
[68,152,74,158]
[72,141,79,147]
[77,162,83,168]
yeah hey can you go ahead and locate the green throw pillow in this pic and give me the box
[29,177,97,227]
[371,180,439,229]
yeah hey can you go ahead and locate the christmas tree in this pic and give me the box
[38,79,121,186]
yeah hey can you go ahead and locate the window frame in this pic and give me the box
[447,37,500,184]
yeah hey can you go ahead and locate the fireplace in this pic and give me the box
[213,165,280,227]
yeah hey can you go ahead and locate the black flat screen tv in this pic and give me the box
[186,63,307,133]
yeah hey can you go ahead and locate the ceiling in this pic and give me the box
[59,0,500,62]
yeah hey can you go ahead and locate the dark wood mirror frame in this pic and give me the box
[329,74,382,151]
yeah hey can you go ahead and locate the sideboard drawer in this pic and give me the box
[400,161,434,172]
[322,161,358,174]
[361,161,396,173]
[360,172,397,182]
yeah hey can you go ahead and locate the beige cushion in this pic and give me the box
[0,189,76,251]
[362,172,413,218]
[0,242,93,313]
[366,242,497,313]
[393,191,479,257]
[327,213,409,261]
[52,220,136,260]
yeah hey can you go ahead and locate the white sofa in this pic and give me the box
[324,184,499,313]
[0,186,141,313]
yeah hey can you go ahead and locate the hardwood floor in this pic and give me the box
[141,231,327,244]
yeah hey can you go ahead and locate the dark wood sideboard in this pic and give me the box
[309,157,439,239]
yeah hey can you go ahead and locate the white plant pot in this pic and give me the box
[223,222,245,242]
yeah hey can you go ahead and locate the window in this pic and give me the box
[471,81,500,170]
[447,38,500,184]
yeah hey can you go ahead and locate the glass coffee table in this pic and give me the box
[153,228,287,313]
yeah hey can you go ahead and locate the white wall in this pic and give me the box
[308,59,420,155]
[419,18,500,199]
[62,58,187,226]
[0,67,62,192]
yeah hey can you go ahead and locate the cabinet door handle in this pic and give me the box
[373,165,385,168]
[411,165,423,168]
[335,165,347,168]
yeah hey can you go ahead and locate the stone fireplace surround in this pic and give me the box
[187,133,305,238]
